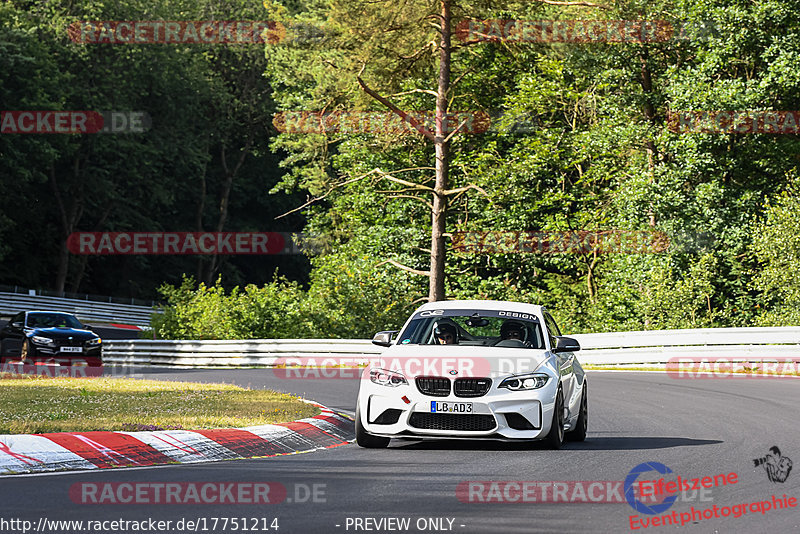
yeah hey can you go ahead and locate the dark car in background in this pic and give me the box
[0,311,102,366]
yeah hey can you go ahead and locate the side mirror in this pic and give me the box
[372,330,398,347]
[553,336,580,353]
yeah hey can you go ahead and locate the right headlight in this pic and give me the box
[499,373,549,391]
[31,335,55,346]
[369,368,408,387]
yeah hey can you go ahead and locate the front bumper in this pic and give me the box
[358,377,560,441]
[28,340,102,366]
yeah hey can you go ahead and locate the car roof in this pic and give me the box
[26,311,76,316]
[414,299,545,315]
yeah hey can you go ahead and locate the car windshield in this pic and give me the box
[397,309,545,349]
[26,313,84,329]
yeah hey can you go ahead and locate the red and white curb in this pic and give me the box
[0,402,353,476]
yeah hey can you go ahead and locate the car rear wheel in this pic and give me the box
[355,404,390,448]
[566,382,588,442]
[544,387,564,449]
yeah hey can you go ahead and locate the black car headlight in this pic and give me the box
[370,369,408,387]
[499,373,549,391]
[85,338,102,346]
[31,335,55,346]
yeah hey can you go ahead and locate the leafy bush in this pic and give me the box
[751,184,800,326]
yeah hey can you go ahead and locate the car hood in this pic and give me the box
[374,344,553,379]
[26,327,98,341]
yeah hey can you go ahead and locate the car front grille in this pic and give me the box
[453,378,492,397]
[408,413,497,431]
[416,377,451,397]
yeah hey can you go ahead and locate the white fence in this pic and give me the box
[572,326,800,364]
[103,339,383,366]
[103,326,800,366]
[0,292,158,327]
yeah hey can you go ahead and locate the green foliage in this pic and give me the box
[152,259,421,339]
[152,275,308,339]
[750,182,800,326]
[5,0,800,336]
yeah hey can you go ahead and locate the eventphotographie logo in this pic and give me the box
[754,447,793,483]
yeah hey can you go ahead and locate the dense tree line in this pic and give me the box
[2,0,799,337]
[0,0,309,298]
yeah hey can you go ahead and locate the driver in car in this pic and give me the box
[434,322,458,345]
[500,320,526,342]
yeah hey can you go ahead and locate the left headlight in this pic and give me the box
[370,368,408,387]
[31,335,55,346]
[85,338,102,346]
[499,373,549,391]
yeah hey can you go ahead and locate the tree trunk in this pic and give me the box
[50,161,84,294]
[202,139,251,284]
[428,0,452,302]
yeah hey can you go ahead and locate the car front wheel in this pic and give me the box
[355,404,390,448]
[544,387,564,449]
[21,339,34,363]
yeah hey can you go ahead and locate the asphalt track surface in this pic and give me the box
[1,369,798,533]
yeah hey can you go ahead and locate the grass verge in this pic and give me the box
[0,375,319,434]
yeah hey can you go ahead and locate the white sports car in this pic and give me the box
[355,300,587,449]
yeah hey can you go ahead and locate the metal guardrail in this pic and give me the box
[0,292,159,327]
[103,339,382,366]
[103,326,800,366]
[572,326,800,364]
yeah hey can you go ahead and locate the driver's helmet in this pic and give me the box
[500,320,527,341]
[433,320,459,345]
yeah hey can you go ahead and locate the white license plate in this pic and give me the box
[431,401,472,413]
[60,347,83,353]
